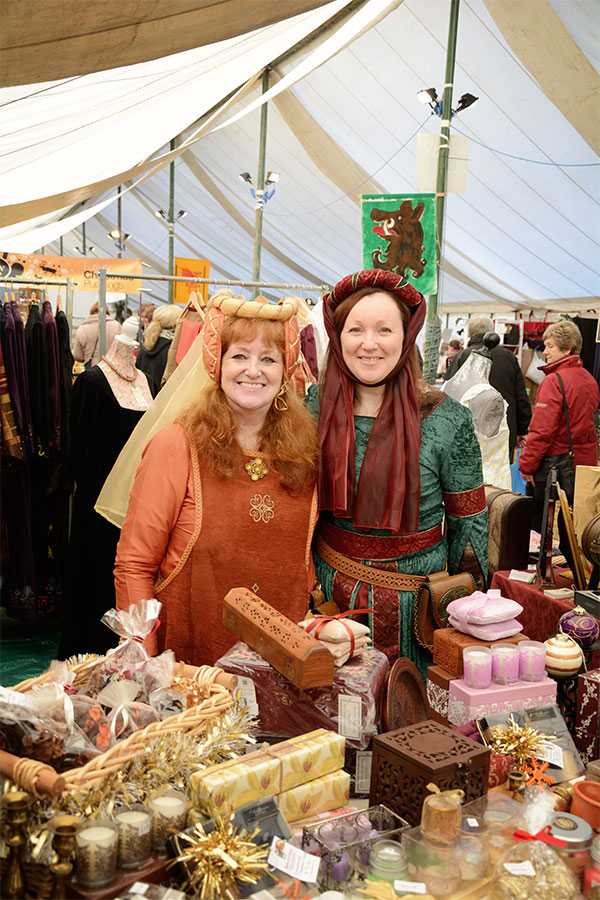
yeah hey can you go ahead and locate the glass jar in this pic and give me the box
[585,836,600,896]
[551,812,592,887]
[367,840,407,883]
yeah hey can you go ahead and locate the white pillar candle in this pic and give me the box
[76,823,118,888]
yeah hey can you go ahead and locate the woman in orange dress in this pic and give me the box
[114,292,318,665]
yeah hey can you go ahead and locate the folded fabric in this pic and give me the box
[448,616,523,641]
[447,591,522,625]
[299,617,371,644]
[326,636,371,666]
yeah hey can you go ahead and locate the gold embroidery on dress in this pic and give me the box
[249,493,275,523]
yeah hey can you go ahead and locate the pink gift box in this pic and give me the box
[447,677,557,726]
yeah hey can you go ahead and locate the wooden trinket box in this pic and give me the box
[369,720,490,826]
[222,588,334,689]
[433,628,528,677]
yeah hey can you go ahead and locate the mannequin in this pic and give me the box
[98,317,152,412]
[58,315,152,657]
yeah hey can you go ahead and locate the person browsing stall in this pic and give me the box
[114,292,318,665]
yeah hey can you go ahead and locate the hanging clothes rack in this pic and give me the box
[0,278,76,331]
[97,268,328,356]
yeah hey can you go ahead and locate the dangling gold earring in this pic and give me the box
[274,381,288,412]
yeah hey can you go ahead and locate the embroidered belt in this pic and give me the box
[316,537,427,592]
[318,521,443,560]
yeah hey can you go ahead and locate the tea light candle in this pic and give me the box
[149,791,188,854]
[115,807,152,869]
[492,644,520,685]
[75,823,117,888]
[518,640,547,682]
[463,646,492,689]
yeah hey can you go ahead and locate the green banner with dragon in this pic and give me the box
[361,193,437,295]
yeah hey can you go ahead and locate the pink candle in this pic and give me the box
[492,644,520,685]
[518,641,546,682]
[463,646,492,689]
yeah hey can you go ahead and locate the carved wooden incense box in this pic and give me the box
[222,588,334,689]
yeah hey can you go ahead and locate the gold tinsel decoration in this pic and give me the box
[23,703,255,864]
[486,716,552,769]
[170,816,271,900]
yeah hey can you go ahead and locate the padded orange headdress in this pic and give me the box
[201,290,302,384]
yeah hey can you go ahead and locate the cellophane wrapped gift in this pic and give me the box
[96,681,158,745]
[216,643,389,750]
[82,599,162,695]
[0,698,98,772]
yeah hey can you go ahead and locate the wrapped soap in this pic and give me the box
[277,770,350,823]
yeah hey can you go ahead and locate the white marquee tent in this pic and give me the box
[1,0,599,315]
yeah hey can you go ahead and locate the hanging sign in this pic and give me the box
[361,193,437,295]
[0,252,141,292]
[174,257,211,304]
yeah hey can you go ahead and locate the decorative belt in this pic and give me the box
[316,537,428,592]
[318,520,443,560]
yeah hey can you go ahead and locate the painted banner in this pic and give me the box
[174,257,211,304]
[361,193,437,295]
[0,253,142,292]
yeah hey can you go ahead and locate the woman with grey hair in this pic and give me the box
[520,320,599,558]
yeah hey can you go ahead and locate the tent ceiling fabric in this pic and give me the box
[483,0,600,156]
[0,0,334,87]
[1,0,599,315]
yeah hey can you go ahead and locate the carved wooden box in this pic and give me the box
[433,628,529,677]
[369,720,490,826]
[222,588,334,690]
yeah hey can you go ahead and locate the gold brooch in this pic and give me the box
[245,457,269,481]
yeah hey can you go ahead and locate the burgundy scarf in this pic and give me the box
[318,270,425,534]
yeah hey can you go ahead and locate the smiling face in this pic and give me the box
[340,291,405,384]
[220,331,284,416]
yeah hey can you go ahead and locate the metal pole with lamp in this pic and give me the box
[168,140,175,303]
[422,0,460,385]
[252,69,270,291]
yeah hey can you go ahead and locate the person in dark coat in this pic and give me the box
[136,304,182,397]
[445,316,531,461]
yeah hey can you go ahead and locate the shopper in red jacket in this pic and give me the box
[520,320,599,557]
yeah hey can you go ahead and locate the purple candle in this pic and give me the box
[518,641,546,682]
[463,646,492,689]
[492,643,520,685]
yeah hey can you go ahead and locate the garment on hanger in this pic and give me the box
[41,300,61,453]
[1,302,33,455]
[59,367,146,656]
[56,310,74,458]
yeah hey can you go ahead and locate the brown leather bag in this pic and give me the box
[413,571,477,652]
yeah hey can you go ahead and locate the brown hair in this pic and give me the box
[183,317,317,494]
[329,287,440,413]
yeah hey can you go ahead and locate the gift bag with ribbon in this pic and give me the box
[96,681,157,745]
[82,599,162,696]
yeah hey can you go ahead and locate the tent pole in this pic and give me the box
[422,0,460,384]
[82,222,87,256]
[252,69,270,295]
[98,267,108,358]
[168,139,176,302]
[117,185,123,259]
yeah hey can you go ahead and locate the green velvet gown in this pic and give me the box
[308,385,489,675]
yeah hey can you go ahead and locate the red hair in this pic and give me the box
[184,317,317,493]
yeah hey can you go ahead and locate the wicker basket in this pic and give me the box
[11,657,234,792]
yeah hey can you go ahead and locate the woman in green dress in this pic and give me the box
[309,269,488,674]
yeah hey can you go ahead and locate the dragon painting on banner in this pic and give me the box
[361,193,437,295]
